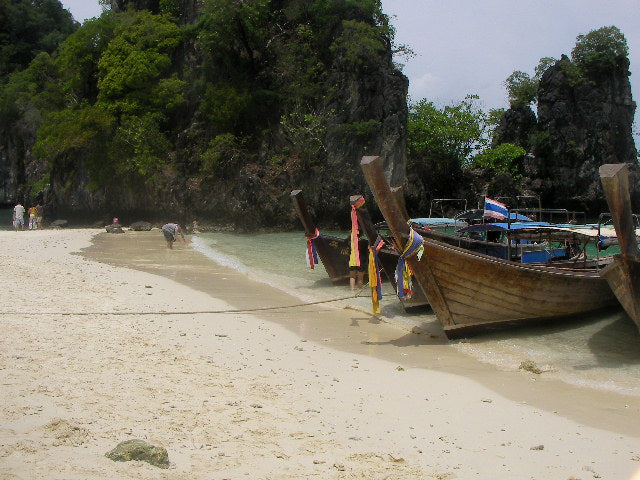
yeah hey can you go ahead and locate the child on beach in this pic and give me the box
[28,206,37,229]
[161,223,186,249]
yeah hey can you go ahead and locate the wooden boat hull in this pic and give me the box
[312,233,429,309]
[310,234,368,286]
[418,240,617,336]
[600,256,640,326]
[598,163,640,332]
[291,189,366,285]
[350,194,430,311]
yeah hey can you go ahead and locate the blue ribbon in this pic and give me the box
[395,228,425,299]
[306,229,320,268]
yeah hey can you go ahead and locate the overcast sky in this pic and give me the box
[61,0,639,133]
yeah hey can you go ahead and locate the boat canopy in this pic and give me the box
[453,209,532,222]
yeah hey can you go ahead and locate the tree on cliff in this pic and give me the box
[503,57,556,106]
[0,0,76,76]
[572,25,628,74]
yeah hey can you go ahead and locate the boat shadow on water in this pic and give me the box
[449,307,640,370]
[585,312,640,368]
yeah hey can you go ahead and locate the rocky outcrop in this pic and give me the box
[105,439,169,469]
[293,48,408,226]
[497,54,637,212]
[0,2,406,230]
[535,55,637,211]
[494,103,537,150]
[129,221,152,231]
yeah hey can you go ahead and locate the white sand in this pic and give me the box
[0,229,639,479]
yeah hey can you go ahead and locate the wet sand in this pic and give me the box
[1,229,640,479]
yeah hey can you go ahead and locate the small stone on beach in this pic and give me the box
[105,439,169,469]
[519,360,543,374]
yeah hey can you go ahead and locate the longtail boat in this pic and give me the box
[290,189,369,285]
[599,163,640,331]
[361,155,617,337]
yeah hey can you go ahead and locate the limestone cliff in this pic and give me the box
[497,54,637,212]
[0,1,407,229]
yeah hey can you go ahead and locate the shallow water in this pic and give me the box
[193,230,640,397]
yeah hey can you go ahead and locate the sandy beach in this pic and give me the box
[1,229,640,479]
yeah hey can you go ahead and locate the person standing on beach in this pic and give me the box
[13,202,25,231]
[27,206,37,230]
[161,223,185,249]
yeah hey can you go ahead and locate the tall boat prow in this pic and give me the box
[349,194,430,311]
[598,163,640,331]
[290,189,357,285]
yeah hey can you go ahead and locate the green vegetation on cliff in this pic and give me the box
[1,0,408,226]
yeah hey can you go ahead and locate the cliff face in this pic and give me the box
[494,103,537,149]
[300,47,408,225]
[176,53,408,231]
[497,54,637,212]
[0,1,407,229]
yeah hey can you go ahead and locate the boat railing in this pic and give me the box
[429,198,467,219]
[510,207,582,224]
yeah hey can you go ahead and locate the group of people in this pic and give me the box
[13,202,43,231]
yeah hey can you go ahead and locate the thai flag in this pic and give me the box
[484,197,508,220]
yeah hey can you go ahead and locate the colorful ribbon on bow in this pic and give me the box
[349,196,366,268]
[395,228,424,299]
[368,236,385,314]
[305,228,320,269]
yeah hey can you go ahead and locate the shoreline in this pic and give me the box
[86,231,640,434]
[84,232,640,435]
[1,229,639,478]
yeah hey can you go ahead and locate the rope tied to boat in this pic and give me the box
[396,228,424,299]
[349,195,366,268]
[367,236,385,314]
[305,228,320,269]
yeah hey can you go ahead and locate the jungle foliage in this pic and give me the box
[1,0,402,208]
[0,2,632,222]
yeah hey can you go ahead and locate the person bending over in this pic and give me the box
[161,223,185,249]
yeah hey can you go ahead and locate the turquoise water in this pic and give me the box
[191,231,409,319]
[193,230,640,397]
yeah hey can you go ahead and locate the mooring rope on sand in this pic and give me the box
[1,285,397,316]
